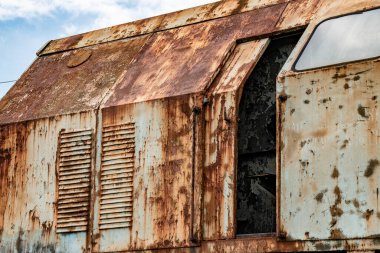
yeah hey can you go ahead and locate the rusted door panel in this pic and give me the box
[280,60,380,240]
[275,0,320,30]
[96,95,201,251]
[203,39,270,240]
[0,112,96,252]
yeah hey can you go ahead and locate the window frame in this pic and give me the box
[293,7,380,72]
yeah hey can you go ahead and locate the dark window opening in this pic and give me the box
[236,34,301,235]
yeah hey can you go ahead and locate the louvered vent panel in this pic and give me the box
[57,129,93,233]
[100,123,135,230]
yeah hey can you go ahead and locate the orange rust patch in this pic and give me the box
[311,128,328,138]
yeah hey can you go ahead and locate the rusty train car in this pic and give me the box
[1,0,380,252]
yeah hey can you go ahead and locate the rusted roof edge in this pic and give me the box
[37,0,291,56]
[0,34,154,127]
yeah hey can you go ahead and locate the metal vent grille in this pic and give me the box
[100,123,135,230]
[56,129,93,233]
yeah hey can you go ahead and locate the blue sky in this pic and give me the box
[0,0,216,98]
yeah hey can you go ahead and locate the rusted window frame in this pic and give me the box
[293,6,380,72]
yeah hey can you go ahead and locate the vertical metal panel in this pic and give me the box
[203,39,270,240]
[57,129,93,233]
[96,95,199,251]
[279,60,380,240]
[0,112,96,252]
[99,123,135,230]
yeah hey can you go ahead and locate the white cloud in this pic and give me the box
[0,0,55,20]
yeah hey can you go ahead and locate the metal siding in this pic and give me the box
[95,95,199,251]
[3,1,380,252]
[0,112,96,252]
[275,0,320,30]
[279,60,380,240]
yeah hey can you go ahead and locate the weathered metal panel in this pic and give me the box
[93,95,201,251]
[0,112,96,253]
[275,0,320,31]
[314,0,380,22]
[40,0,290,55]
[279,58,380,240]
[104,4,285,107]
[203,39,269,240]
[4,1,380,252]
[0,35,149,125]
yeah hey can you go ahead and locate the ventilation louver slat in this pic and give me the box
[56,129,92,233]
[100,123,135,230]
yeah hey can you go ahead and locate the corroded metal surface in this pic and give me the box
[0,112,96,252]
[94,95,202,252]
[314,0,380,22]
[275,0,320,30]
[0,36,149,125]
[2,0,380,252]
[40,0,291,55]
[104,4,286,106]
[279,59,380,240]
[202,236,380,252]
